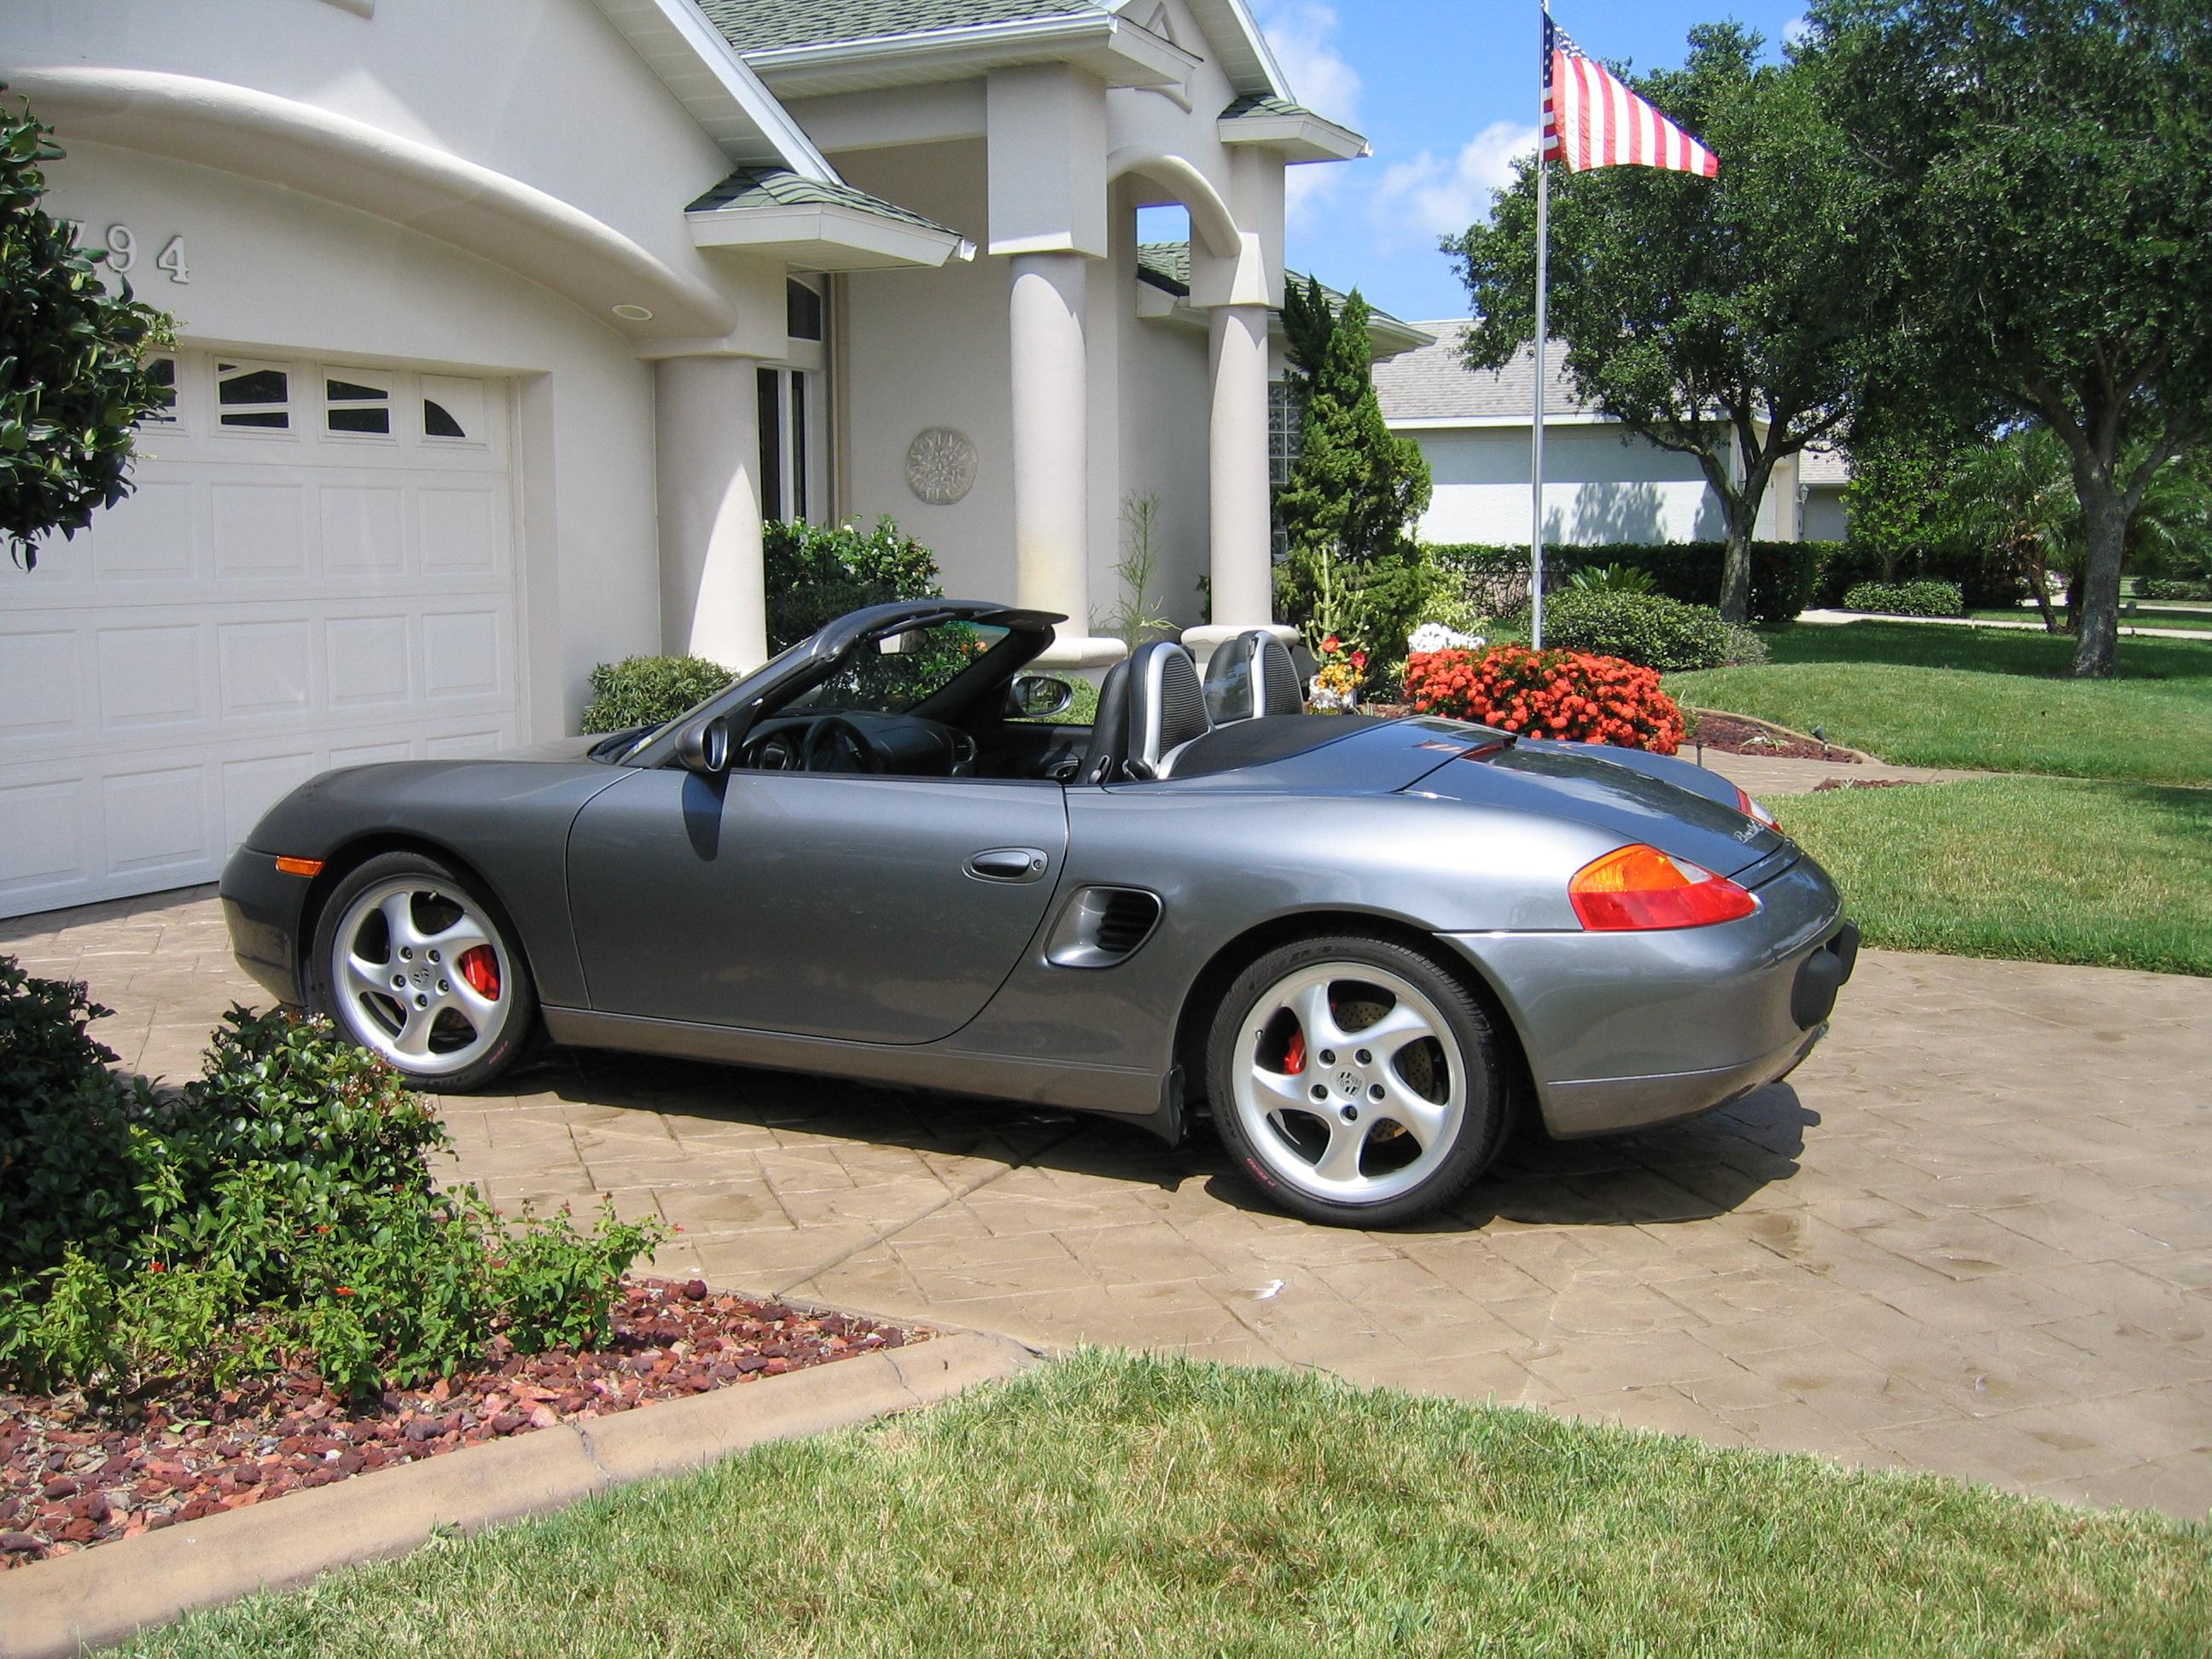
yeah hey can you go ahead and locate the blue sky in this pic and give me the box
[1239,1,1813,323]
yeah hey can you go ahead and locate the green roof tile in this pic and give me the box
[702,0,1103,55]
[1134,242,1418,334]
[690,167,963,240]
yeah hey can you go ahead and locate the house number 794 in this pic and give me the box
[61,221,190,284]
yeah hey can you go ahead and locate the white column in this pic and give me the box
[653,354,766,671]
[1008,252,1093,630]
[1207,301,1272,626]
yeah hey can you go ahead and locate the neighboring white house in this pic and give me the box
[1799,442,1852,541]
[0,0,1369,917]
[1374,321,1806,548]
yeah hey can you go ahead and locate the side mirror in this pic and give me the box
[1007,673,1074,719]
[676,715,731,777]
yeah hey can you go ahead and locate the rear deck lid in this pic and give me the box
[1412,736,1787,876]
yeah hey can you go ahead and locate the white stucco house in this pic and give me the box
[1798,442,1851,542]
[0,0,1370,917]
[1374,322,1807,550]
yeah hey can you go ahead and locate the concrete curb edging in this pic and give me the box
[1685,706,1881,765]
[0,1332,1036,1659]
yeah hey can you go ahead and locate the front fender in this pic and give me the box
[228,760,629,1009]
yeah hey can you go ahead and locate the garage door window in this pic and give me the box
[143,356,178,424]
[217,361,289,430]
[325,375,392,437]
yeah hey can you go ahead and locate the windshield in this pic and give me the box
[786,620,1008,714]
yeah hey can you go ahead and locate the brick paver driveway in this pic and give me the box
[6,888,2208,1520]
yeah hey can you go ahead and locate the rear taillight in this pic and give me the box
[1733,787,1778,828]
[1570,843,1760,931]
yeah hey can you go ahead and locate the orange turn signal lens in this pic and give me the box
[1569,843,1759,931]
[273,856,324,877]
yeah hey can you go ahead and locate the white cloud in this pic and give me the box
[1370,122,1540,247]
[1255,3,1361,230]
[1257,2,1360,123]
[1783,15,1812,48]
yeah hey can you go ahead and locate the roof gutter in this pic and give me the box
[742,13,1197,94]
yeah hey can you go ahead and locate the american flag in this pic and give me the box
[1542,14,1719,178]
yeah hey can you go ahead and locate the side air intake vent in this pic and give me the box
[1045,886,1163,969]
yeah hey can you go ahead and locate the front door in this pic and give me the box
[565,769,1067,1044]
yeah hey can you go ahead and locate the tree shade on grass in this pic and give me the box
[1784,777,2212,977]
[121,1351,2212,1657]
[1668,621,2212,785]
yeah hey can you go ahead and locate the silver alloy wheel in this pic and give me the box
[328,876,512,1077]
[1228,961,1467,1207]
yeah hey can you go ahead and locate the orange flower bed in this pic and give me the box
[1404,646,1685,754]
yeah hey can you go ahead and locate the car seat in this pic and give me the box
[1202,630,1305,724]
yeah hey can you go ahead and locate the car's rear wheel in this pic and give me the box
[1207,934,1508,1226]
[310,851,536,1091]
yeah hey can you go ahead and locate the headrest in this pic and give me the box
[1203,630,1305,723]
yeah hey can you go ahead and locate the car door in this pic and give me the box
[564,766,1068,1044]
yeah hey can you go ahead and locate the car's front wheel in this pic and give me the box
[1207,934,1509,1226]
[310,851,536,1091]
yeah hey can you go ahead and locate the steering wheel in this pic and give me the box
[802,715,882,774]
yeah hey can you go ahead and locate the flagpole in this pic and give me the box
[1530,0,1551,650]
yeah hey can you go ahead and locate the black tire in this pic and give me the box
[1205,933,1510,1227]
[308,850,538,1092]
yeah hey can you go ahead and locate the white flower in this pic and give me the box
[1409,621,1484,653]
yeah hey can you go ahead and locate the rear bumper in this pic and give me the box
[219,844,313,1006]
[1438,852,1854,1139]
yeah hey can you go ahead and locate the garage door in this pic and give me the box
[0,351,520,919]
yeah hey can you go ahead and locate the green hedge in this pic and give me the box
[1841,579,1965,618]
[1423,540,1825,625]
[1816,541,2023,609]
[1539,591,1732,671]
[2139,578,2211,602]
[580,655,736,735]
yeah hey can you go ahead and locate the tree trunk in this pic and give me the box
[1718,494,1758,624]
[2070,477,2128,678]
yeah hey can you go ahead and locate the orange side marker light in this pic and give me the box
[274,856,324,877]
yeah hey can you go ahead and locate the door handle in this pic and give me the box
[967,847,1048,882]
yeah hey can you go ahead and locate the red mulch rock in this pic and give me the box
[1691,713,1860,762]
[0,1278,917,1569]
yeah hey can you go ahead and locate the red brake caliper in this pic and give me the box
[1283,1028,1306,1075]
[457,946,501,1000]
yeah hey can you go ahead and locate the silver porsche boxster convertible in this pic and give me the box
[222,600,1854,1226]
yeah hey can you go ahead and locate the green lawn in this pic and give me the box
[1783,776,2212,977]
[1670,620,2212,784]
[120,1353,2210,1658]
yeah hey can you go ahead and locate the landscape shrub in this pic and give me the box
[1539,591,1731,671]
[1403,646,1685,753]
[2138,578,2209,602]
[0,969,667,1400]
[765,516,941,649]
[0,959,151,1278]
[579,655,735,734]
[1422,540,1821,625]
[1842,579,1965,617]
[1719,623,1771,667]
[1565,563,1658,596]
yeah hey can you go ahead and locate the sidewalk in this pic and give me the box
[1799,608,2212,642]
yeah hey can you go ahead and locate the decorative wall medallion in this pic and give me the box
[905,426,978,505]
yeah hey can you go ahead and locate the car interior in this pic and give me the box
[654,612,1369,787]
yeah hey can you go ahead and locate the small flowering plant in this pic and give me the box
[1403,645,1686,753]
[1308,634,1368,713]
